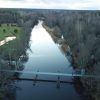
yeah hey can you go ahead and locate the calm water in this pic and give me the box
[14,21,82,100]
[22,21,72,73]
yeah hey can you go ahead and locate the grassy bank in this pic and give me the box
[0,24,22,41]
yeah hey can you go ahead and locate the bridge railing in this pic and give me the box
[0,69,100,78]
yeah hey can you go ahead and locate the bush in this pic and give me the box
[3,29,6,33]
[14,29,18,33]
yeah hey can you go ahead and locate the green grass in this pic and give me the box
[0,23,22,40]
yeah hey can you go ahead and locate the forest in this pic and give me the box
[0,8,100,100]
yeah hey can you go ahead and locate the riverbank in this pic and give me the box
[42,22,99,100]
[42,22,71,55]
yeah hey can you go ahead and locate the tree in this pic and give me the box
[14,29,18,33]
[3,29,6,33]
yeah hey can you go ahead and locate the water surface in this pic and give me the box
[22,21,72,74]
[14,21,82,100]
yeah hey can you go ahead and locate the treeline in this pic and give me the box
[0,9,39,99]
[0,9,39,61]
[0,9,20,24]
[43,10,100,73]
[41,10,100,100]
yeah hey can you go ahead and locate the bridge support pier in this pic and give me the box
[56,76,60,89]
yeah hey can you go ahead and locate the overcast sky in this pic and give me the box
[0,0,100,10]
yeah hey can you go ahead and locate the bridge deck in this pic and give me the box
[0,70,100,85]
[14,77,74,84]
[0,70,100,78]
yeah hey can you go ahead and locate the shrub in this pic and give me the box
[14,29,18,33]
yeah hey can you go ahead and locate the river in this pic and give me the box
[22,21,73,73]
[10,21,84,100]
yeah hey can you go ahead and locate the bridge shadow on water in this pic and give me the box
[0,70,99,100]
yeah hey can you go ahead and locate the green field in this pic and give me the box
[0,24,22,40]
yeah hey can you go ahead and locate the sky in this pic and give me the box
[0,0,100,10]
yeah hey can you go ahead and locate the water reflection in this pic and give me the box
[15,81,81,100]
[22,20,72,74]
